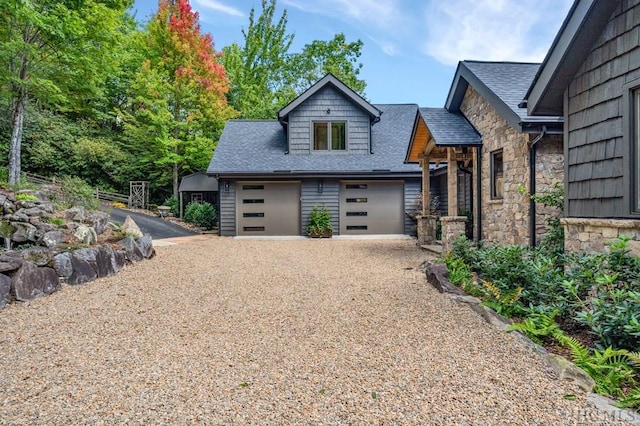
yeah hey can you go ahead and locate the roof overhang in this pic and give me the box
[526,0,620,116]
[212,171,421,180]
[277,73,381,123]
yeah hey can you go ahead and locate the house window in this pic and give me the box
[635,89,640,212]
[191,193,203,202]
[490,149,504,200]
[313,122,346,151]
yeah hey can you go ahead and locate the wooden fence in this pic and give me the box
[23,172,130,206]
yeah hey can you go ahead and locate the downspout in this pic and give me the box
[529,126,547,247]
[476,147,482,243]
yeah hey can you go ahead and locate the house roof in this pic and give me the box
[525,0,620,116]
[445,60,563,133]
[277,73,382,122]
[419,108,482,146]
[208,104,422,177]
[178,172,218,192]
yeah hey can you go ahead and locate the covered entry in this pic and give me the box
[339,181,404,234]
[237,182,301,236]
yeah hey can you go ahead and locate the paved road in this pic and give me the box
[107,207,197,239]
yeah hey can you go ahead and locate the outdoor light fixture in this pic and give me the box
[224,180,230,192]
[318,180,324,193]
[326,108,331,114]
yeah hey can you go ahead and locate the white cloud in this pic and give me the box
[423,0,573,66]
[194,0,244,17]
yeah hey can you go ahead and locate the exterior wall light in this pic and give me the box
[318,180,323,193]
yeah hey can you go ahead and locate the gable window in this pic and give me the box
[191,193,203,202]
[313,122,346,151]
[490,149,504,200]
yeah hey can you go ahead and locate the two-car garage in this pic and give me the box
[235,180,406,236]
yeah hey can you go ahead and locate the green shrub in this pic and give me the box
[15,193,38,201]
[51,176,99,209]
[306,204,333,237]
[184,201,217,229]
[163,196,179,216]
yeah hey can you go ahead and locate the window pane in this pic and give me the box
[491,150,504,199]
[314,123,328,150]
[636,90,640,212]
[331,122,346,150]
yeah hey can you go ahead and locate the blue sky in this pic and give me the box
[131,0,574,107]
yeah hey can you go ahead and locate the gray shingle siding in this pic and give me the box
[288,86,371,155]
[566,0,640,218]
[219,180,236,236]
[301,180,340,235]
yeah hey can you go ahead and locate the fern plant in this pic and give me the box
[507,309,563,345]
[481,280,523,317]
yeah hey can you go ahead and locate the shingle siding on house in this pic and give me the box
[288,86,370,155]
[566,0,640,218]
[301,180,341,235]
[219,181,236,236]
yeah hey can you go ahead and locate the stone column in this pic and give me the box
[440,216,467,253]
[416,214,438,246]
[421,158,430,214]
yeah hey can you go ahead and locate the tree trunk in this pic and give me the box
[173,160,178,199]
[8,93,26,185]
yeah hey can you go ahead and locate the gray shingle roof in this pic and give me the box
[208,104,422,176]
[178,172,219,192]
[419,108,481,146]
[446,61,563,132]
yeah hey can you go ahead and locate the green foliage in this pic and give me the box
[223,0,366,119]
[481,280,523,317]
[306,204,333,237]
[44,217,65,227]
[184,201,217,230]
[507,309,564,345]
[15,193,38,202]
[51,176,99,210]
[163,196,179,216]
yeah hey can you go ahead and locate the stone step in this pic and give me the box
[421,244,443,255]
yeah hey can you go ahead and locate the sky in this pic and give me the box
[130,0,574,107]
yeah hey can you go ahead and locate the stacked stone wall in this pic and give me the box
[534,137,564,243]
[562,218,640,256]
[459,86,530,245]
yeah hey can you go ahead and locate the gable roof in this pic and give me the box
[277,73,381,122]
[445,61,563,133]
[419,108,482,146]
[525,0,620,116]
[178,172,218,192]
[208,104,421,177]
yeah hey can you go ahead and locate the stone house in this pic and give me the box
[524,0,640,255]
[407,61,565,248]
[207,74,424,237]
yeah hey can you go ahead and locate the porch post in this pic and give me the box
[421,158,430,214]
[447,148,458,216]
[417,157,437,246]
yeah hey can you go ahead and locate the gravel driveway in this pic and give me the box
[0,238,631,425]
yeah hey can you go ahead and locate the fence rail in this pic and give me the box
[23,172,130,206]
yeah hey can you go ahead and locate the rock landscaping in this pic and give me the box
[0,188,155,310]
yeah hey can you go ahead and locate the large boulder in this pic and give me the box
[53,252,73,278]
[118,236,144,263]
[95,244,116,278]
[65,206,87,223]
[73,224,97,245]
[21,247,53,267]
[68,248,98,285]
[0,253,23,273]
[85,211,109,235]
[122,216,144,239]
[11,222,38,243]
[11,261,60,301]
[41,230,66,248]
[0,274,10,310]
[136,235,155,259]
[113,248,127,272]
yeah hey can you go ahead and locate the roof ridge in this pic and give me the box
[462,59,541,65]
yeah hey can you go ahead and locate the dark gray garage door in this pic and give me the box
[339,181,404,234]
[237,182,300,236]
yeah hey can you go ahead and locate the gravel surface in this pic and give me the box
[0,238,634,425]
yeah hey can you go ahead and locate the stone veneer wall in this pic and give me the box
[562,218,640,256]
[534,135,564,243]
[459,86,530,245]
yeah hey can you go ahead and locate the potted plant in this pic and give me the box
[306,204,333,238]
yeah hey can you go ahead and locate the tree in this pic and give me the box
[121,0,236,198]
[0,0,133,184]
[223,0,366,119]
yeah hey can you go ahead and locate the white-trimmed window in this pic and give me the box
[313,121,346,151]
[490,149,504,200]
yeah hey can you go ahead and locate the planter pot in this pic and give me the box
[309,229,333,238]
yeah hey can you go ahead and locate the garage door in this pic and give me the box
[237,182,300,236]
[339,181,404,234]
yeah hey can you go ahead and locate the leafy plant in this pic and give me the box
[51,176,99,210]
[184,201,217,230]
[111,201,127,209]
[507,309,563,345]
[306,204,333,237]
[15,193,38,202]
[163,196,179,216]
[481,280,523,317]
[44,217,65,226]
